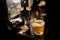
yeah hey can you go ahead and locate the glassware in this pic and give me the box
[31,19,45,35]
[30,9,46,35]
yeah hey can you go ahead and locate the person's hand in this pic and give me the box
[20,7,24,11]
[26,7,31,11]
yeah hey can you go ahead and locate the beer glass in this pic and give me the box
[30,10,46,35]
[31,19,45,35]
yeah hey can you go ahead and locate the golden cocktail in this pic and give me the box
[32,20,45,35]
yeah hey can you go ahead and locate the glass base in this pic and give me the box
[35,32,43,35]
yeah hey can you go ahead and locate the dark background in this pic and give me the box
[0,0,59,40]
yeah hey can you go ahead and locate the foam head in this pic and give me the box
[32,20,45,27]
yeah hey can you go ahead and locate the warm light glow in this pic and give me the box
[38,1,46,6]
[12,0,21,3]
